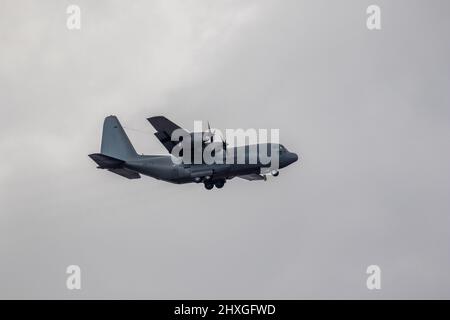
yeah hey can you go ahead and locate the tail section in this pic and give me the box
[100,115,138,160]
[88,153,140,179]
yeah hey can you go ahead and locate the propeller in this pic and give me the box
[205,121,227,150]
[204,121,215,143]
[218,132,228,150]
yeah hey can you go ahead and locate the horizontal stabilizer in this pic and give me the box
[107,168,140,179]
[89,153,140,179]
[89,153,124,169]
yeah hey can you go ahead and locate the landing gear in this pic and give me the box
[214,180,225,189]
[203,179,225,190]
[204,182,214,190]
[271,170,279,177]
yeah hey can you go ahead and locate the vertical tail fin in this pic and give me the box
[100,115,138,160]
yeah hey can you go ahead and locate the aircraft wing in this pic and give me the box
[147,116,189,153]
[238,173,266,181]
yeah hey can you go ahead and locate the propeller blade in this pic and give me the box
[205,121,215,142]
[219,133,228,149]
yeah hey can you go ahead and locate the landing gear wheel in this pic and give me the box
[204,182,214,190]
[214,180,225,189]
[271,170,279,177]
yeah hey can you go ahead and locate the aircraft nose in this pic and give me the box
[279,152,299,168]
[290,152,299,164]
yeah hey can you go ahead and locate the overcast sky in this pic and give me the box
[1,0,450,299]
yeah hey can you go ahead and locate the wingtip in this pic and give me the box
[147,115,165,121]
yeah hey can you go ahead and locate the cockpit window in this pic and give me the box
[279,145,286,153]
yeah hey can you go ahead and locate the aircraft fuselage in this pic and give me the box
[123,144,298,185]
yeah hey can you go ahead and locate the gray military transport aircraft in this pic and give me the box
[89,116,298,190]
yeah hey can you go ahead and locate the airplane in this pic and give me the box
[89,115,299,190]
